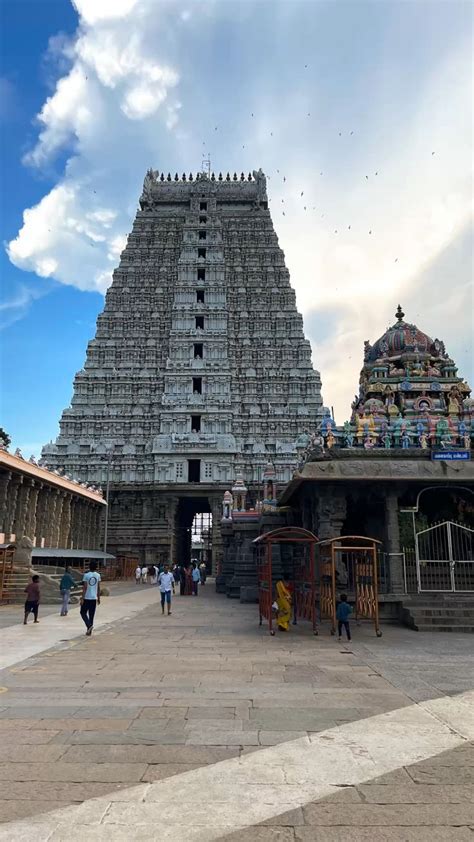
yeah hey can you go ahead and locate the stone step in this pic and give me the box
[411,608,474,617]
[414,624,474,633]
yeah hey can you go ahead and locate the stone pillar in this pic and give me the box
[385,490,404,593]
[167,496,178,564]
[25,480,41,545]
[83,503,93,549]
[69,497,79,548]
[59,493,72,548]
[5,474,22,538]
[0,471,12,534]
[35,486,50,548]
[316,491,347,540]
[51,491,66,548]
[12,477,32,540]
[44,488,60,547]
[210,495,224,575]
[77,501,87,548]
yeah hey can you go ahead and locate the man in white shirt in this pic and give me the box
[81,560,101,636]
[158,563,175,615]
[141,565,148,584]
[135,565,141,585]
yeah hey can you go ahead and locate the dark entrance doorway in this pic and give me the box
[175,497,212,567]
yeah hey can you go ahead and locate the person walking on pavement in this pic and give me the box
[191,561,201,596]
[199,561,207,585]
[141,565,148,585]
[80,560,101,636]
[23,575,41,625]
[135,565,141,585]
[158,563,175,615]
[59,568,75,616]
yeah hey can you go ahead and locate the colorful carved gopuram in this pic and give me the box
[312,306,472,454]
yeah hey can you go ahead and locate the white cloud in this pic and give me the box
[5,0,473,429]
[72,0,139,26]
[0,285,50,331]
[8,0,179,293]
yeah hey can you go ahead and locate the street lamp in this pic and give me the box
[93,446,113,555]
[103,452,112,556]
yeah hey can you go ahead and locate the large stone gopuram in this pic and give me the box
[42,169,324,567]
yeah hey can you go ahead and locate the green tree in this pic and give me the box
[0,428,11,448]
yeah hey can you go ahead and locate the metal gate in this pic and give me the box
[415,521,474,592]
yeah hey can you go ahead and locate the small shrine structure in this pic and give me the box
[346,305,472,451]
[278,308,474,614]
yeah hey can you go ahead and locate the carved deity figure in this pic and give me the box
[326,430,335,449]
[392,416,403,446]
[419,432,428,449]
[343,421,354,447]
[384,385,394,406]
[311,432,325,450]
[401,431,410,449]
[383,432,392,449]
[448,386,462,415]
[464,433,471,450]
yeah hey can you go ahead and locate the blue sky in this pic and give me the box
[1,0,472,457]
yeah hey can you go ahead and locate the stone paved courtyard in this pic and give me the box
[0,583,473,840]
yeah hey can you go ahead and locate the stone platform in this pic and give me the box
[0,583,472,839]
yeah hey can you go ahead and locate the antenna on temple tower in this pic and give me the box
[201,155,211,177]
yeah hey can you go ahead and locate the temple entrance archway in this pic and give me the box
[174,497,212,568]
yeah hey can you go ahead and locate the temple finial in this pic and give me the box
[395,304,405,322]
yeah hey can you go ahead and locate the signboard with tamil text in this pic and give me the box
[431,450,471,461]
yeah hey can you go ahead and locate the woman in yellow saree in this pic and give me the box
[276,580,292,631]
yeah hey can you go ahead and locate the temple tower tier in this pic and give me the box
[42,168,324,565]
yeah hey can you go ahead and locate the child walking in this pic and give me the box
[24,575,40,625]
[336,593,353,641]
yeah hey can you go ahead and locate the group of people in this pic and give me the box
[23,561,101,636]
[135,560,207,593]
[274,579,353,641]
[23,557,209,630]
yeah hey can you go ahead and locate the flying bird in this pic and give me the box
[300,191,304,196]
[432,151,435,155]
[394,258,398,263]
[365,175,369,180]
[283,176,286,182]
[375,171,378,176]
[304,206,307,210]
[368,230,372,235]
[348,225,351,230]
[350,131,354,135]
[339,132,342,136]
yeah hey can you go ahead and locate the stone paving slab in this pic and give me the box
[0,586,473,841]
